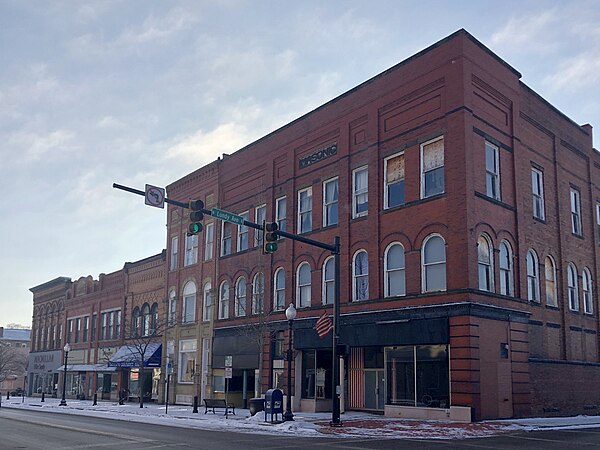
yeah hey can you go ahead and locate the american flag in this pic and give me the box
[315,311,333,338]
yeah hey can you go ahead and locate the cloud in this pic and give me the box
[117,7,199,46]
[7,129,76,163]
[543,50,600,92]
[490,9,559,54]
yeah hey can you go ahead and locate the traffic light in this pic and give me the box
[188,199,204,235]
[263,221,278,253]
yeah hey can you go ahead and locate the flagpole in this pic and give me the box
[331,236,342,426]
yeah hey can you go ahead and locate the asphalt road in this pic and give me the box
[3,408,600,449]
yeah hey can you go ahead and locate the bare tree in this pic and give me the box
[0,342,26,384]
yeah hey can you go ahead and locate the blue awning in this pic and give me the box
[108,343,162,368]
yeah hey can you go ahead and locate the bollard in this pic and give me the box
[192,395,198,413]
[93,393,97,406]
[0,394,2,408]
[6,391,9,400]
[41,392,45,402]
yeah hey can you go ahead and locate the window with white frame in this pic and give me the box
[422,235,446,292]
[254,204,266,247]
[252,273,264,314]
[235,277,246,317]
[485,141,500,200]
[477,235,494,292]
[384,153,405,209]
[323,177,339,227]
[184,233,198,266]
[170,235,178,271]
[219,281,229,319]
[353,166,368,218]
[532,167,545,220]
[583,268,593,314]
[322,257,335,305]
[237,211,249,252]
[221,222,232,256]
[545,256,557,307]
[385,243,405,297]
[178,339,196,383]
[203,282,212,321]
[297,262,311,308]
[353,250,369,301]
[570,187,582,236]
[182,281,197,323]
[274,268,285,311]
[298,187,312,233]
[596,202,600,242]
[204,223,214,261]
[567,263,579,311]
[421,137,444,198]
[499,241,513,296]
[526,250,540,302]
[168,289,177,324]
[276,196,287,233]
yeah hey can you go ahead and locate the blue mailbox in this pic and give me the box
[264,388,283,423]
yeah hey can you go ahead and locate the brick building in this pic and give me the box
[0,327,30,395]
[163,29,599,421]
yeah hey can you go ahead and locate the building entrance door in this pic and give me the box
[364,369,385,410]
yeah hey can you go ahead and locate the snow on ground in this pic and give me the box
[2,396,600,440]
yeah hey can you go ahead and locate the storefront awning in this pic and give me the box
[56,364,116,372]
[108,343,162,369]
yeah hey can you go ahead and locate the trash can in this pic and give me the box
[249,397,265,416]
[264,388,283,423]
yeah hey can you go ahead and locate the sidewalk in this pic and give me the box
[3,396,600,440]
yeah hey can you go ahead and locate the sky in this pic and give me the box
[1,0,600,328]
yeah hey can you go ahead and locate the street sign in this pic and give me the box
[225,367,233,379]
[211,208,244,225]
[225,355,233,367]
[167,361,173,374]
[145,184,165,209]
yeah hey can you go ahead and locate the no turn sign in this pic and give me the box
[145,184,165,209]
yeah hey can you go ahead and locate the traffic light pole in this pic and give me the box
[113,182,343,426]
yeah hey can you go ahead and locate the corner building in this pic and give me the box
[165,29,599,420]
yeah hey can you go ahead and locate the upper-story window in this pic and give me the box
[322,257,335,305]
[526,250,540,303]
[182,281,197,323]
[352,250,369,301]
[384,153,405,209]
[204,223,214,261]
[421,137,445,198]
[532,167,545,220]
[170,235,178,271]
[567,263,579,311]
[203,282,212,322]
[274,268,285,311]
[570,187,582,236]
[296,262,311,308]
[485,141,500,200]
[237,211,249,252]
[544,256,557,307]
[184,233,198,266]
[168,289,177,324]
[583,268,593,314]
[352,166,368,218]
[384,243,405,297]
[323,177,339,227]
[276,196,287,233]
[499,241,513,296]
[235,277,246,317]
[422,234,446,292]
[298,187,312,234]
[101,309,121,340]
[141,303,151,336]
[252,273,264,315]
[255,204,266,247]
[219,281,230,320]
[596,203,600,242]
[477,235,494,292]
[221,222,233,256]
[82,316,89,342]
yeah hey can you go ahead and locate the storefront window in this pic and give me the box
[301,350,332,399]
[179,339,197,383]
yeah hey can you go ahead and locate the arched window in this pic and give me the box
[422,235,446,292]
[168,290,177,324]
[141,303,150,336]
[526,250,540,302]
[132,307,140,337]
[235,277,246,317]
[296,262,311,308]
[252,273,264,315]
[274,268,285,311]
[499,241,513,296]
[583,268,593,314]
[385,243,405,297]
[182,281,197,323]
[150,303,158,335]
[568,263,579,311]
[353,250,369,301]
[322,257,335,305]
[544,257,557,307]
[477,235,494,292]
[219,281,230,320]
[203,282,212,321]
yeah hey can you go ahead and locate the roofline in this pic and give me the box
[124,249,167,269]
[29,276,72,293]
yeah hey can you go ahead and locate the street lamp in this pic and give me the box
[59,343,71,406]
[283,303,296,421]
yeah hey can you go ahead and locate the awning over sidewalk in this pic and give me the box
[56,364,116,372]
[108,343,162,369]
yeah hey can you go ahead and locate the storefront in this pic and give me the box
[108,343,162,402]
[28,350,62,397]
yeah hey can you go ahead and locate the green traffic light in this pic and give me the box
[188,223,203,234]
[265,242,278,253]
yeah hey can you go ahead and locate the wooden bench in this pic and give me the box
[203,398,235,415]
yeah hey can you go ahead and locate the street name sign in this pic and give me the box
[211,208,244,225]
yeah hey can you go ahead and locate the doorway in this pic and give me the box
[364,369,385,410]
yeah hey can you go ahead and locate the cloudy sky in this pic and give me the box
[1,0,599,327]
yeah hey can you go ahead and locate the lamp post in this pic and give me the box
[283,303,296,421]
[59,343,71,406]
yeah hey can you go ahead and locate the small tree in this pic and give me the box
[0,342,26,384]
